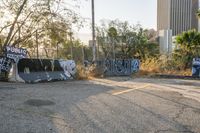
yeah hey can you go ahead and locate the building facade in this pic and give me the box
[159,30,172,54]
[157,0,199,36]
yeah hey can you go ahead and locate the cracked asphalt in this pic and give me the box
[1,77,200,133]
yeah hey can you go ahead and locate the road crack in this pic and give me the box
[173,106,185,121]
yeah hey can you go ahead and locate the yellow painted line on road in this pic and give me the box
[112,84,151,96]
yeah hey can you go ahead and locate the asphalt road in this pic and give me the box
[1,77,200,133]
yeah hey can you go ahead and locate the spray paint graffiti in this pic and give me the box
[98,59,140,76]
[131,59,140,72]
[112,60,131,75]
[192,58,200,77]
[1,46,27,79]
[5,46,27,62]
[0,57,12,73]
[59,60,76,77]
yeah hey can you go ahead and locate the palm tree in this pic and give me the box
[175,30,200,69]
[197,9,200,19]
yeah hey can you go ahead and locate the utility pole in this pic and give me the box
[91,0,96,62]
[97,37,100,60]
[69,32,73,60]
[56,42,59,59]
[81,43,85,65]
[36,30,39,59]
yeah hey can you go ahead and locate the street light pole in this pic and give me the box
[91,0,96,62]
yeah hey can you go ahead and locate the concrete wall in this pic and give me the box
[159,30,173,55]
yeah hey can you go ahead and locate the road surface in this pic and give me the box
[0,77,200,133]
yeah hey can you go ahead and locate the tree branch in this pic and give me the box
[12,29,45,46]
[8,12,33,46]
[0,24,13,34]
[3,0,28,47]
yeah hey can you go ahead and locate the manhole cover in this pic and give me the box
[25,99,55,107]
[0,87,16,90]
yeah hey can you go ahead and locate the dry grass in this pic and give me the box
[75,64,104,80]
[137,57,192,77]
[75,65,89,80]
[76,57,192,80]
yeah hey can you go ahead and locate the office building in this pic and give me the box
[157,0,199,36]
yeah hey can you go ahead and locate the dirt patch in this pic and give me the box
[25,99,55,107]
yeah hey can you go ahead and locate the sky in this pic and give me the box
[74,0,157,44]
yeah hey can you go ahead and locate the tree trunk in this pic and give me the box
[44,48,49,58]
[3,0,28,47]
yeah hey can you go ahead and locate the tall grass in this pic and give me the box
[138,56,191,76]
[75,64,104,80]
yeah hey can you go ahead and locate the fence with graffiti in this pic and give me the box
[97,59,140,76]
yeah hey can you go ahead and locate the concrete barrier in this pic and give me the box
[0,57,12,81]
[8,59,76,83]
[192,58,200,77]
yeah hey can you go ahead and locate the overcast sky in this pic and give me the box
[74,0,157,44]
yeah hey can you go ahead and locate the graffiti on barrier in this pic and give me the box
[0,57,12,73]
[5,46,27,62]
[59,60,76,77]
[192,58,200,77]
[112,60,131,75]
[0,46,77,82]
[8,59,76,83]
[131,59,140,72]
[97,59,140,76]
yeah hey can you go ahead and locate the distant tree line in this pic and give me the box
[96,19,159,61]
